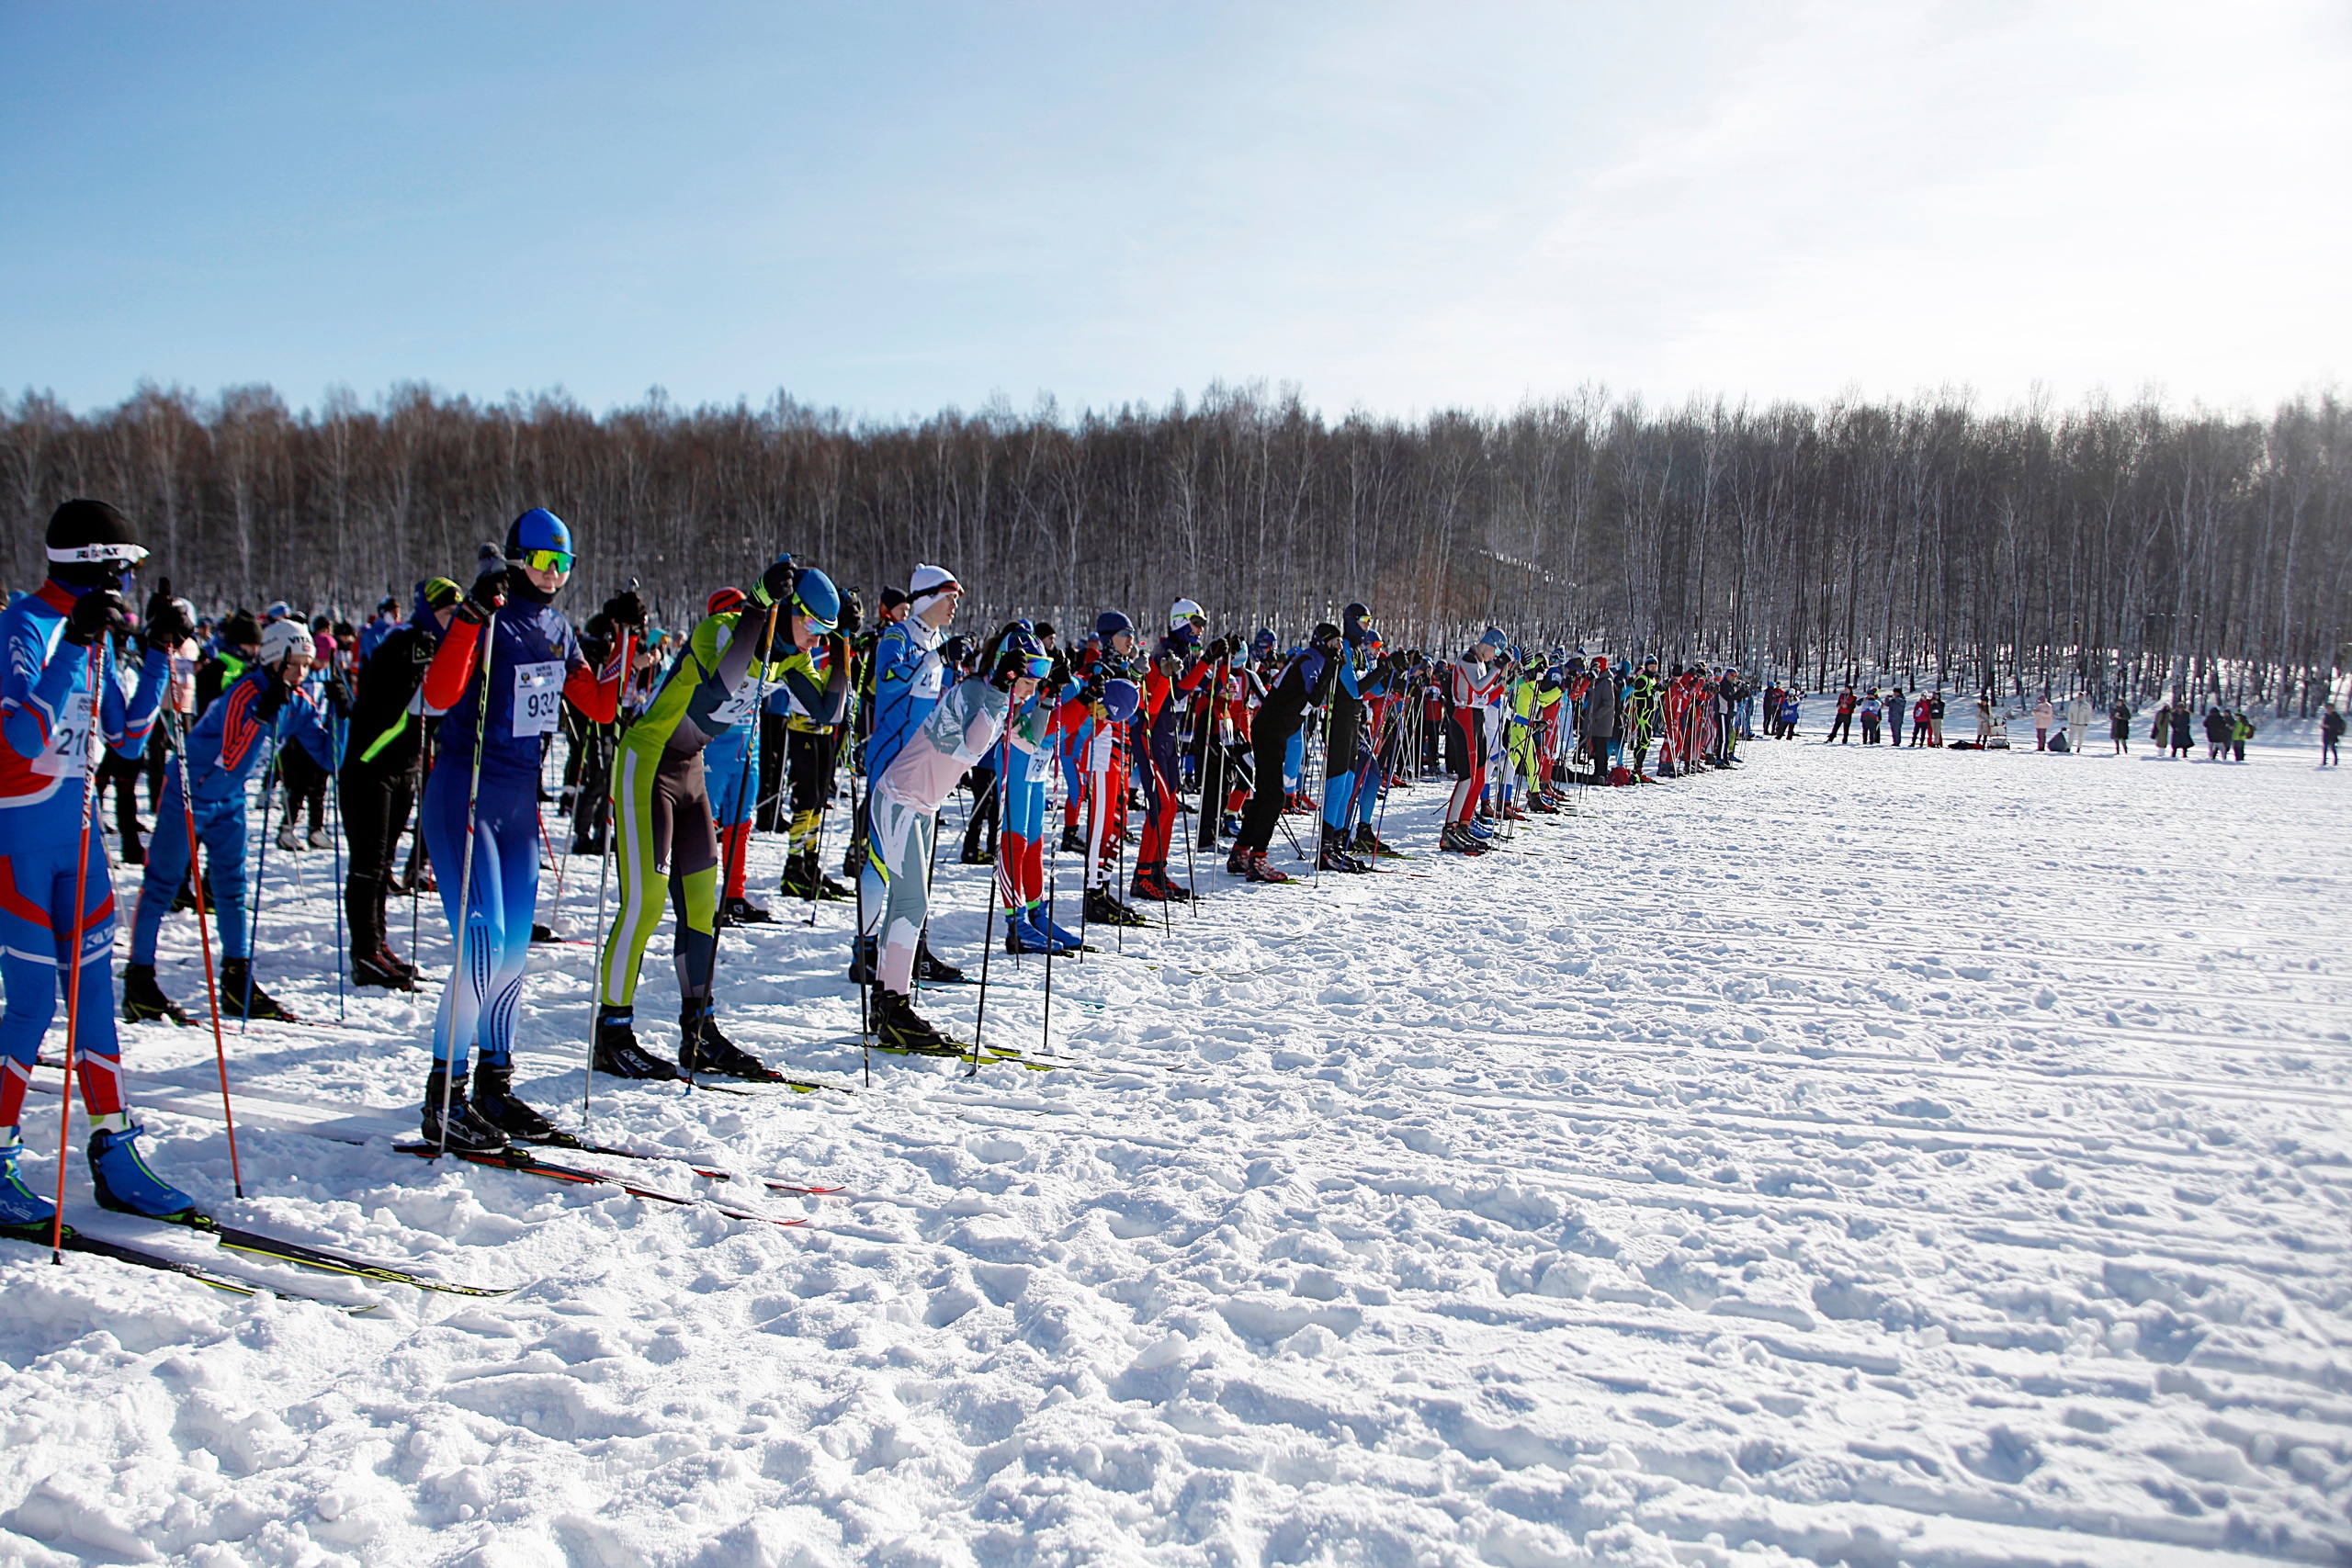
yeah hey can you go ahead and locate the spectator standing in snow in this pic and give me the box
[2168,703,2193,758]
[2321,703,2342,765]
[2231,708,2255,761]
[2032,694,2055,750]
[1885,684,1905,745]
[2066,693,2091,752]
[2109,699,2132,754]
[2203,705,2229,760]
[1859,690,1883,744]
[1779,688,1802,738]
[1974,692,1995,746]
[1909,692,1931,746]
[1928,690,1946,745]
[1826,686,1856,743]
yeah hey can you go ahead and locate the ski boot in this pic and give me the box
[679,1004,774,1079]
[1440,823,1487,856]
[592,1009,682,1080]
[422,1067,512,1153]
[721,895,775,925]
[355,950,417,991]
[1317,833,1369,874]
[1005,908,1079,956]
[470,1063,568,1144]
[1241,852,1293,885]
[1225,842,1252,875]
[218,959,298,1022]
[0,1129,56,1230]
[874,989,958,1055]
[380,942,421,979]
[916,939,967,985]
[1059,823,1087,854]
[958,841,996,866]
[570,831,607,857]
[1040,910,1087,951]
[780,851,849,902]
[121,963,192,1026]
[87,1121,201,1220]
[847,934,877,986]
[1351,825,1403,860]
[1219,813,1242,840]
[307,825,334,851]
[530,923,560,943]
[277,821,303,852]
[1084,887,1148,927]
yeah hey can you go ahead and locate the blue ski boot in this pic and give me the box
[87,1122,200,1221]
[0,1129,57,1230]
[1038,908,1086,953]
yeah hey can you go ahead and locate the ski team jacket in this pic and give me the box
[1,582,169,812]
[865,616,945,791]
[620,610,831,763]
[179,667,336,807]
[876,675,1016,814]
[423,598,622,784]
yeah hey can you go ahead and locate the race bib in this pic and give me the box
[32,698,96,778]
[512,660,564,737]
[707,681,762,730]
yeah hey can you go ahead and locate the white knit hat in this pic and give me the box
[908,563,961,602]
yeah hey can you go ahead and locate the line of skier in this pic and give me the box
[1,501,1757,1219]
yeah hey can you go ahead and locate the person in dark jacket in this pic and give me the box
[1582,654,1620,784]
[2168,704,2193,758]
[2203,706,2229,760]
[341,577,460,989]
[2109,700,2132,754]
[2323,703,2343,766]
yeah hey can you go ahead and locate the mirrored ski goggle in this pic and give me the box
[790,598,837,634]
[1016,654,1054,678]
[520,548,574,574]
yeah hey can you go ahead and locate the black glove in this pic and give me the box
[323,675,353,718]
[142,590,194,652]
[835,586,864,637]
[602,590,648,629]
[456,565,508,625]
[751,557,797,609]
[62,590,128,647]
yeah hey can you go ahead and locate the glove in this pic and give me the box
[323,675,353,718]
[62,590,128,647]
[835,586,864,637]
[602,590,648,629]
[455,565,508,625]
[750,557,797,609]
[142,588,194,652]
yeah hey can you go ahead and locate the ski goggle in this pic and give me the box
[520,547,574,574]
[1016,653,1054,678]
[46,542,149,565]
[790,596,837,634]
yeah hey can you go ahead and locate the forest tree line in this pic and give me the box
[6,379,2346,713]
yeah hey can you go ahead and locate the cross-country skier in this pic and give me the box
[125,614,336,1026]
[1,500,193,1224]
[1133,600,1215,901]
[340,576,460,990]
[595,560,842,1083]
[1438,628,1505,854]
[856,565,968,981]
[1230,623,1341,881]
[417,513,631,1150]
[1317,604,1394,871]
[867,627,1048,1050]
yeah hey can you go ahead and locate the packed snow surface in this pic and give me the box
[4,736,2348,1567]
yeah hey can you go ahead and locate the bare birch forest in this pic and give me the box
[6,380,2346,711]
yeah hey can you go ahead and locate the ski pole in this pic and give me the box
[967,757,1011,1078]
[329,712,346,1021]
[436,604,498,1157]
[167,704,242,1198]
[242,732,281,1033]
[49,642,104,1264]
[581,633,632,1128]
[849,750,870,1089]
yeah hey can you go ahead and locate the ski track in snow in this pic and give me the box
[4,737,2349,1567]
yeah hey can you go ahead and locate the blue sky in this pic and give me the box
[3,1,2346,420]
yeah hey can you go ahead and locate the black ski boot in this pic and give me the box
[1352,825,1403,860]
[218,959,298,1022]
[782,850,851,902]
[423,1066,512,1153]
[916,938,967,985]
[1059,823,1087,854]
[121,963,191,1026]
[471,1063,570,1144]
[1084,887,1148,927]
[592,1009,682,1080]
[678,1004,775,1079]
[354,951,417,991]
[721,895,774,926]
[875,989,959,1055]
[1317,829,1369,874]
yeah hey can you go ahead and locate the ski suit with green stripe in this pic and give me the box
[596,610,839,1014]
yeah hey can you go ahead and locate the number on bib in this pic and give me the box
[707,682,762,730]
[513,660,565,738]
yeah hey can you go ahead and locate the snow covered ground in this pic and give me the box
[5,728,2348,1567]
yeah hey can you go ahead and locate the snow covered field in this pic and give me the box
[5,732,2348,1567]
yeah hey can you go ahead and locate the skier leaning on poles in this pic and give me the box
[593,558,844,1086]
[1229,622,1343,883]
[1133,600,1216,903]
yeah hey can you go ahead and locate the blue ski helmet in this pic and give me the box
[1102,678,1141,723]
[790,567,841,632]
[504,508,574,566]
[1251,627,1276,653]
[1095,610,1133,641]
